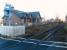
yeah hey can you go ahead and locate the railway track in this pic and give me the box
[0,24,66,50]
[22,23,60,38]
[28,24,64,40]
[0,24,64,41]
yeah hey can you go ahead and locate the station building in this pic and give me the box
[3,4,42,26]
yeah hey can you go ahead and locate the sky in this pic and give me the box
[0,0,67,21]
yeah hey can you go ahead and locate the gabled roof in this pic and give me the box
[3,9,41,19]
[30,12,41,18]
[14,10,41,19]
[14,10,27,18]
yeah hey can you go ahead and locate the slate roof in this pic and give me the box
[14,10,27,18]
[30,12,41,18]
[4,5,41,19]
[14,10,41,19]
[3,10,41,19]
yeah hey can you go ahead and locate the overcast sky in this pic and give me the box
[0,0,67,21]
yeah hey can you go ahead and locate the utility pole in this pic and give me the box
[8,11,11,26]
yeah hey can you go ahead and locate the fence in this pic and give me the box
[0,25,25,37]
